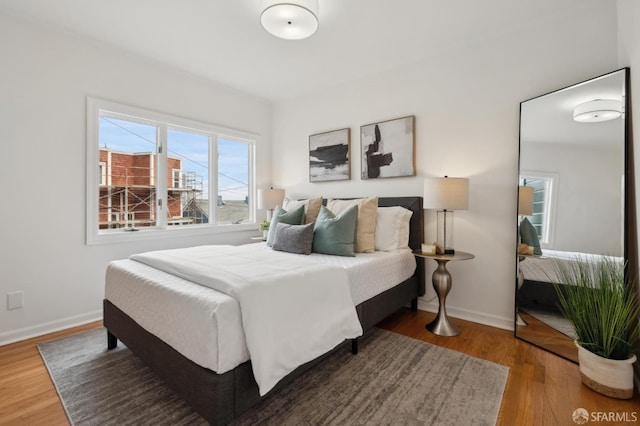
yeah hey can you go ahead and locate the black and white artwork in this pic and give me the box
[361,116,415,179]
[309,128,350,182]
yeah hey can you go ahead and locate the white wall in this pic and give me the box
[0,2,629,344]
[272,4,620,330]
[0,12,272,344]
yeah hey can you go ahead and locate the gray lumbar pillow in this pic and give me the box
[266,205,305,246]
[272,222,314,255]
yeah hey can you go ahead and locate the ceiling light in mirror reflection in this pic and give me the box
[573,99,622,123]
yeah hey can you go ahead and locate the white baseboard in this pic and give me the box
[418,299,514,332]
[0,310,102,346]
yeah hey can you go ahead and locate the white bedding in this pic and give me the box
[105,259,249,373]
[105,243,415,385]
[520,249,623,283]
[282,244,416,305]
[129,244,363,396]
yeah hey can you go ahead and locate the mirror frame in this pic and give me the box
[515,67,634,363]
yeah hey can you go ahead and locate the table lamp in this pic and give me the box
[518,185,534,217]
[423,176,469,255]
[518,185,535,243]
[257,187,285,221]
[516,185,535,326]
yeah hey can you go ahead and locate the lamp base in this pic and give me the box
[436,210,456,256]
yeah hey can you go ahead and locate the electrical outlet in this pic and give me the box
[7,291,24,310]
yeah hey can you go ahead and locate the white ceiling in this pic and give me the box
[521,69,626,147]
[0,0,605,101]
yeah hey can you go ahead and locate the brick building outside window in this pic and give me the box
[98,148,204,229]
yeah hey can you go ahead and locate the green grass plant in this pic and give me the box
[552,256,640,360]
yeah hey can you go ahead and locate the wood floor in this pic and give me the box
[0,322,100,425]
[1,310,639,425]
[378,310,640,426]
[515,311,578,363]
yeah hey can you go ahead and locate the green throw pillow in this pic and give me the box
[312,205,358,257]
[519,217,542,255]
[266,205,305,247]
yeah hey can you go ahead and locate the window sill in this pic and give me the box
[86,223,258,246]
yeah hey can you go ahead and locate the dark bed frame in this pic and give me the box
[103,196,425,425]
[517,278,563,314]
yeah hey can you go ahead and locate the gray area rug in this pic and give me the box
[38,328,509,426]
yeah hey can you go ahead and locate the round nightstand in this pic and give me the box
[413,250,475,336]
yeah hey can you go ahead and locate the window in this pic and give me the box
[520,171,557,247]
[87,97,256,244]
[172,170,182,189]
[217,138,251,225]
[99,162,107,186]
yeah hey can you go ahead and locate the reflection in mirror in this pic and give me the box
[516,68,628,362]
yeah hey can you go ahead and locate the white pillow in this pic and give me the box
[375,206,413,251]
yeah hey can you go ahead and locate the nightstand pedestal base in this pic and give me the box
[414,250,474,337]
[426,317,460,336]
[426,260,460,336]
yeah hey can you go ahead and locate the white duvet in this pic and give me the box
[520,249,623,283]
[130,245,363,396]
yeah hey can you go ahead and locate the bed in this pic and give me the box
[103,196,425,425]
[518,249,623,313]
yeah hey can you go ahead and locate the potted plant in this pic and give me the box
[552,256,640,399]
[258,220,270,240]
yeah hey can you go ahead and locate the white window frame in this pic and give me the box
[87,97,257,245]
[172,169,182,189]
[99,161,107,186]
[520,170,558,248]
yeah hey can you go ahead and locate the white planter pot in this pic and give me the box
[575,341,637,399]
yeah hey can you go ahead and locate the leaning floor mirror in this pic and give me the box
[515,68,631,362]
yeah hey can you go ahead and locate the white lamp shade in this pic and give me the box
[573,99,622,123]
[260,0,319,40]
[518,186,534,216]
[423,177,469,210]
[257,188,285,210]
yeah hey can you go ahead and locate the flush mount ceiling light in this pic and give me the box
[573,99,623,123]
[260,0,319,40]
